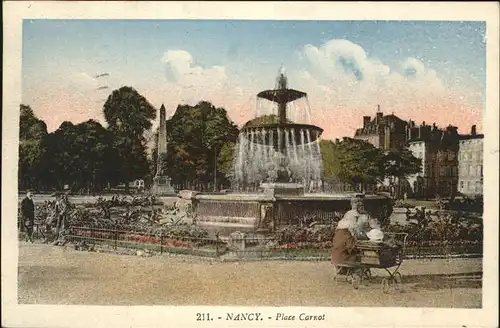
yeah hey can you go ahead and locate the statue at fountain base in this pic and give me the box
[151,175,176,196]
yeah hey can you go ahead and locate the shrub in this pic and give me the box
[274,224,336,245]
[438,196,483,213]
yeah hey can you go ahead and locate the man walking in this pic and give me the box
[53,192,70,246]
[21,191,35,243]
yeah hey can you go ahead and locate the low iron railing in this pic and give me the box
[66,226,223,258]
[19,225,483,261]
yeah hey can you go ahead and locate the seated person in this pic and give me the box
[331,209,358,267]
[331,196,376,268]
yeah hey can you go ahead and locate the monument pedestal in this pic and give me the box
[151,175,176,196]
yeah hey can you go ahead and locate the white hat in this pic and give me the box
[367,229,384,242]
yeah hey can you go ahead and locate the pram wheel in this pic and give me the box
[362,269,372,286]
[334,266,349,283]
[351,272,361,289]
[381,278,390,294]
[393,272,402,291]
[346,271,353,283]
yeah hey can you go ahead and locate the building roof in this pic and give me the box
[354,112,406,137]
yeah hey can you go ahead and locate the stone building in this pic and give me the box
[457,125,484,196]
[354,108,481,199]
[354,106,407,152]
[406,139,427,198]
[405,122,459,199]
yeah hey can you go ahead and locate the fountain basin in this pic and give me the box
[257,88,307,103]
[240,123,323,146]
[180,191,394,237]
[200,68,393,237]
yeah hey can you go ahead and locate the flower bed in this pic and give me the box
[270,211,483,256]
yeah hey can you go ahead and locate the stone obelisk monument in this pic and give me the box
[151,104,176,195]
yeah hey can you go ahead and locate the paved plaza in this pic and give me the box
[18,242,482,307]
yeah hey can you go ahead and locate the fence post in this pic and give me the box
[215,232,220,258]
[160,232,163,255]
[114,223,118,250]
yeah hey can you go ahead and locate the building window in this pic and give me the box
[467,181,472,191]
[469,165,474,176]
[475,180,481,193]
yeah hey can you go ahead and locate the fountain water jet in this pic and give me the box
[234,68,325,196]
[178,67,393,237]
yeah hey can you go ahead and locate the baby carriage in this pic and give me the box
[334,232,408,293]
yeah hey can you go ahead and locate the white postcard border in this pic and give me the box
[2,2,499,328]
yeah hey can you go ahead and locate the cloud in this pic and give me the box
[291,39,481,139]
[157,49,232,108]
[161,50,194,82]
[161,50,227,88]
[24,43,482,141]
[137,49,257,131]
[302,39,391,85]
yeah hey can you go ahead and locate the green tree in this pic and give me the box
[18,105,48,190]
[217,141,237,185]
[19,105,48,140]
[103,86,157,189]
[320,137,385,192]
[165,101,239,190]
[72,120,116,192]
[383,148,422,178]
[41,120,116,192]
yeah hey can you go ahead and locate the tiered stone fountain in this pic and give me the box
[178,68,393,237]
[236,67,324,196]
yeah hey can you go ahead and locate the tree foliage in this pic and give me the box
[320,138,386,190]
[165,101,239,190]
[383,148,422,178]
[20,105,48,140]
[217,141,237,183]
[41,120,116,191]
[18,105,48,190]
[103,86,157,186]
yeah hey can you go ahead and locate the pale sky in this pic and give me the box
[22,20,486,140]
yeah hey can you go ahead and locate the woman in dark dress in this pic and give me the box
[331,206,359,266]
[331,196,374,271]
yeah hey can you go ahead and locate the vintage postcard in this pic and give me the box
[2,2,499,328]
